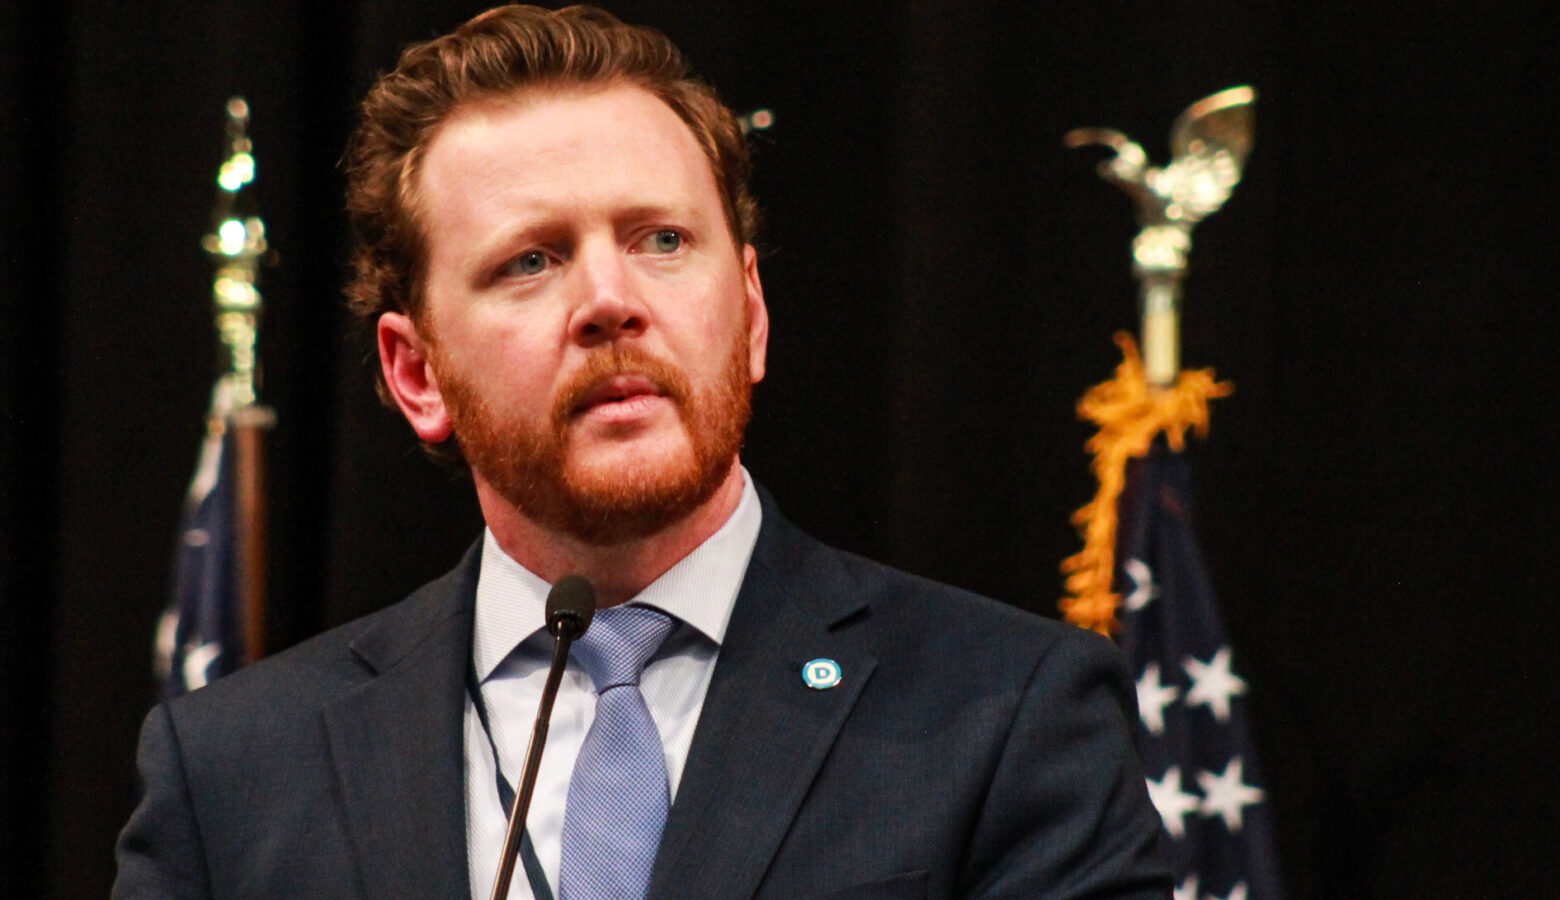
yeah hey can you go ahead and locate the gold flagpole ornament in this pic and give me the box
[201,97,275,663]
[203,97,270,410]
[1059,87,1253,634]
[1066,86,1256,386]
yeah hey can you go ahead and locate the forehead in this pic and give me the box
[414,82,722,229]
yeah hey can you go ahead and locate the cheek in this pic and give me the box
[685,310,748,377]
[442,328,556,408]
[492,350,559,408]
[464,308,556,370]
[692,275,753,341]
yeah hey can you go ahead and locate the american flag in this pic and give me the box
[1115,441,1284,900]
[154,407,242,697]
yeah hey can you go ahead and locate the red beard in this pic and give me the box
[437,336,751,546]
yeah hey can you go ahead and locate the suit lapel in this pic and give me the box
[325,546,480,899]
[650,505,878,899]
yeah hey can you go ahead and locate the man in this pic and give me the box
[115,6,1170,898]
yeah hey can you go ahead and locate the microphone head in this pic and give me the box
[545,574,596,640]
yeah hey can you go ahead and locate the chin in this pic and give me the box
[568,430,695,482]
[551,444,733,546]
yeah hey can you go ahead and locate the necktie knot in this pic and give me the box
[571,605,674,693]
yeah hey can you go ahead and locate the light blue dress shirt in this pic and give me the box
[464,470,762,899]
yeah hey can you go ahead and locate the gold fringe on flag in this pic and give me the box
[1060,333,1232,636]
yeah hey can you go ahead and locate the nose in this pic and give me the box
[569,243,649,347]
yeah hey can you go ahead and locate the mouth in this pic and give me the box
[570,373,666,417]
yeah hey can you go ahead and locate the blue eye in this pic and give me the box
[650,230,681,253]
[508,251,548,276]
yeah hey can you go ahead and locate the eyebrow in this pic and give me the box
[463,222,567,286]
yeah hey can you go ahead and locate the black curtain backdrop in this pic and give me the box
[3,1,1555,896]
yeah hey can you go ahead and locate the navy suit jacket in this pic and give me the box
[115,493,1170,898]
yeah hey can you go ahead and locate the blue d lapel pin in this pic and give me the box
[802,658,842,690]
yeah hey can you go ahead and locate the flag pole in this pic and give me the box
[1058,87,1254,634]
[201,97,275,664]
[1058,90,1285,899]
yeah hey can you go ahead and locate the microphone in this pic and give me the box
[546,574,595,640]
[490,574,596,900]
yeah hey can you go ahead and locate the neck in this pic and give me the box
[473,460,746,607]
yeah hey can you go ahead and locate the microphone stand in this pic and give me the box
[489,578,593,900]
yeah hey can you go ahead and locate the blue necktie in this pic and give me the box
[558,606,675,900]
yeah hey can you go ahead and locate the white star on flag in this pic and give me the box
[1146,765,1201,839]
[1124,558,1160,611]
[182,641,222,691]
[1197,757,1265,833]
[1136,661,1180,734]
[1183,646,1247,721]
[1172,874,1200,900]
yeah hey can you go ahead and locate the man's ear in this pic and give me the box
[378,312,454,443]
[742,244,769,384]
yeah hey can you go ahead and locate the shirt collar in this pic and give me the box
[472,468,762,681]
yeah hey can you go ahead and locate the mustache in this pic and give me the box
[551,344,692,425]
